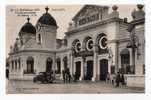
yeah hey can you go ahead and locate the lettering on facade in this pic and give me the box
[78,13,99,25]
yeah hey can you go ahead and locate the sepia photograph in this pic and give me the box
[6,4,145,94]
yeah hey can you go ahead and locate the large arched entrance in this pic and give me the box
[85,60,93,80]
[100,59,108,81]
[46,57,53,72]
[75,61,81,80]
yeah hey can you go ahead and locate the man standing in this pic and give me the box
[67,68,71,83]
[62,70,65,83]
[116,72,120,87]
[106,72,110,84]
[121,73,125,86]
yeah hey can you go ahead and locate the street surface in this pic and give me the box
[6,80,144,94]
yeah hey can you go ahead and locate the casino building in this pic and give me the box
[8,5,145,87]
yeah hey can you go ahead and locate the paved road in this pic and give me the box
[6,80,144,94]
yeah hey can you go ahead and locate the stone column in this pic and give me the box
[129,48,136,74]
[9,60,12,79]
[9,60,12,72]
[92,44,98,81]
[111,42,118,74]
[129,48,133,66]
[80,58,84,81]
[13,60,15,73]
[20,57,24,78]
[70,51,74,76]
[115,42,119,74]
[53,56,56,78]
[92,53,98,81]
[73,61,76,74]
[22,57,26,75]
[108,47,114,74]
[60,57,64,79]
[108,58,111,74]
[118,52,121,70]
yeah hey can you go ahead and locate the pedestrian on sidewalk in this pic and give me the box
[115,72,120,87]
[66,68,71,83]
[111,73,116,86]
[120,73,125,87]
[62,70,65,83]
[106,72,110,84]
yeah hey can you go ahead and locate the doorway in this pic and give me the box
[85,60,93,80]
[75,61,81,80]
[100,59,108,81]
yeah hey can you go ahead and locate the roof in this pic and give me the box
[38,7,57,26]
[72,5,109,21]
[20,22,36,35]
[38,13,57,26]
[19,17,36,35]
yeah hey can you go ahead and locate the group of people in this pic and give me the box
[106,72,126,87]
[61,68,126,87]
[62,68,71,83]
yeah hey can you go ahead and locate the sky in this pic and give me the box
[6,5,138,57]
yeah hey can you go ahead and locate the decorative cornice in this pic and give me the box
[108,38,130,44]
[9,49,56,55]
[55,48,71,53]
[65,18,128,36]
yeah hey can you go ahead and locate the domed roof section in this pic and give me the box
[38,7,57,26]
[20,17,36,35]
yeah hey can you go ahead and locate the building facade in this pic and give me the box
[8,5,145,87]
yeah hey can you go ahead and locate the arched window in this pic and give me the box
[46,57,53,72]
[120,49,130,74]
[83,36,93,51]
[96,33,108,54]
[11,61,14,70]
[18,58,21,70]
[26,57,34,74]
[72,39,81,53]
[15,60,17,70]
[38,34,41,44]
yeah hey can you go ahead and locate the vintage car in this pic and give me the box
[33,72,54,83]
